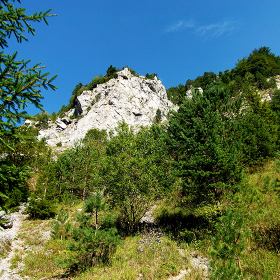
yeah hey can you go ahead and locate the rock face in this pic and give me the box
[38,68,177,147]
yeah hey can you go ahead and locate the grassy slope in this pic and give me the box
[7,160,280,280]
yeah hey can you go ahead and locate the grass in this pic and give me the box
[10,251,24,269]
[73,235,189,280]
[152,159,280,279]
[0,239,11,259]
[21,239,72,279]
[227,160,280,279]
[10,159,280,279]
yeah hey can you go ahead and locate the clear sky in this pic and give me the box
[7,0,280,116]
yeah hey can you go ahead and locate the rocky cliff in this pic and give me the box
[37,68,177,147]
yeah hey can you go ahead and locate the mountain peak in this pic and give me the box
[37,68,176,147]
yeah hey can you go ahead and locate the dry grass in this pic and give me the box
[0,239,12,259]
[73,235,190,280]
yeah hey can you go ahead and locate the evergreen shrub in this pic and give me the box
[26,196,57,220]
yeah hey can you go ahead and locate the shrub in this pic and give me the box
[26,197,57,220]
[210,208,249,279]
[56,141,62,147]
[56,193,120,271]
[51,209,71,240]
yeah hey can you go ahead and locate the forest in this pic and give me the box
[1,1,280,279]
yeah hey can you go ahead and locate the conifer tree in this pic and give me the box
[167,85,243,205]
[0,0,57,208]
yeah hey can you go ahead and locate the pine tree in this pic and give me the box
[167,85,243,205]
[57,193,120,270]
[210,208,249,279]
[0,1,57,209]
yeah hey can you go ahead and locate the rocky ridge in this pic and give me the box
[36,68,177,147]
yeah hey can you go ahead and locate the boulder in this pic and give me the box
[0,211,13,229]
[56,119,67,130]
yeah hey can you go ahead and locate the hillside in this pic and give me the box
[2,47,280,280]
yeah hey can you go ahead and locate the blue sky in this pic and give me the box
[6,0,280,116]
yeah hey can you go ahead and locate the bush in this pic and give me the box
[210,208,249,279]
[26,197,57,220]
[51,209,71,240]
[56,193,120,271]
[56,141,62,147]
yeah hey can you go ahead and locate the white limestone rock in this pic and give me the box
[38,68,177,147]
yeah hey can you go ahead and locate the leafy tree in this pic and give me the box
[105,122,172,233]
[0,0,57,208]
[36,137,106,201]
[167,85,243,206]
[0,125,52,210]
[185,72,217,92]
[35,159,60,200]
[232,46,280,90]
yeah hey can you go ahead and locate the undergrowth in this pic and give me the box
[10,159,280,279]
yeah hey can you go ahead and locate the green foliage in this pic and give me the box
[145,73,157,79]
[270,89,280,145]
[50,111,57,122]
[234,47,280,82]
[57,104,67,118]
[122,66,139,77]
[0,2,57,147]
[167,85,243,205]
[166,84,186,105]
[155,200,218,243]
[36,136,106,201]
[106,65,117,79]
[87,65,118,91]
[0,1,57,210]
[154,108,162,124]
[210,208,249,279]
[87,75,106,90]
[68,83,83,110]
[56,141,62,147]
[26,196,57,220]
[181,47,280,99]
[0,125,51,210]
[105,122,172,233]
[238,85,278,166]
[83,128,108,145]
[51,209,71,240]
[57,193,120,271]
[186,71,217,90]
[35,111,50,129]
